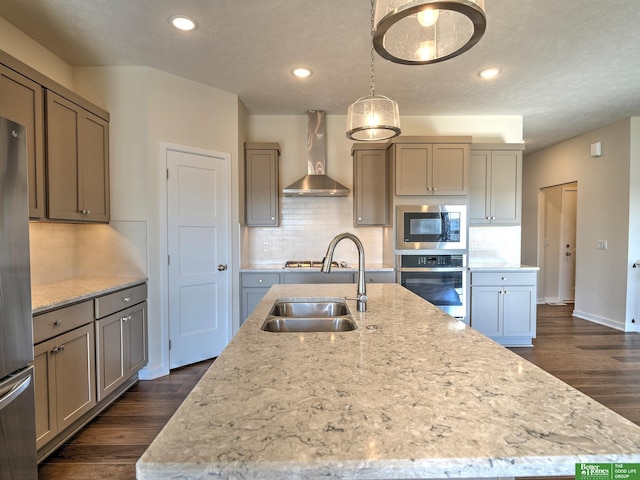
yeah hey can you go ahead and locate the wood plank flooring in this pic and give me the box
[37,303,640,480]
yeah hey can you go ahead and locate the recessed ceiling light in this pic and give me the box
[292,68,312,78]
[171,15,197,31]
[479,67,502,79]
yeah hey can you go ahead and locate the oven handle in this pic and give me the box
[397,267,465,273]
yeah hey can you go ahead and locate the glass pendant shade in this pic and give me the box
[346,95,401,141]
[373,0,486,65]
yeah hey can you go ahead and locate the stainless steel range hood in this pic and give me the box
[283,110,350,197]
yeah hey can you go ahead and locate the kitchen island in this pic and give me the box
[137,283,640,479]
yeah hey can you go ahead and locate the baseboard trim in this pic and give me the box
[572,309,626,332]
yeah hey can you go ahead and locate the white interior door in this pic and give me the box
[167,148,230,369]
[561,184,578,302]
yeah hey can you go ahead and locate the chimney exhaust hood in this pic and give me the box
[283,110,350,197]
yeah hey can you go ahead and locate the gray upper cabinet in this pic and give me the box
[46,91,110,222]
[469,145,523,225]
[352,143,389,226]
[0,65,45,218]
[390,137,470,196]
[245,143,279,226]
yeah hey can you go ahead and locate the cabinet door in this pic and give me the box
[489,150,521,225]
[95,313,125,401]
[54,323,96,431]
[432,144,468,195]
[33,339,57,450]
[125,302,148,377]
[470,286,502,336]
[242,287,271,325]
[46,91,83,221]
[0,66,45,218]
[469,150,490,224]
[246,148,278,226]
[502,286,536,337]
[395,144,431,195]
[354,149,388,225]
[96,302,148,400]
[81,110,110,222]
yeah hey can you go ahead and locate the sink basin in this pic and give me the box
[269,300,349,318]
[260,298,356,333]
[261,317,357,332]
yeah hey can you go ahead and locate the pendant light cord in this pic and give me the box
[369,0,376,98]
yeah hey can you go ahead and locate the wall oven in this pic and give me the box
[396,253,467,319]
[397,204,467,250]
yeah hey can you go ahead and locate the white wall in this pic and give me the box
[522,118,639,331]
[73,66,241,378]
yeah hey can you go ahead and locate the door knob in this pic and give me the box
[218,264,228,271]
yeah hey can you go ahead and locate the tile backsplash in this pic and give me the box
[242,196,384,267]
[29,221,147,285]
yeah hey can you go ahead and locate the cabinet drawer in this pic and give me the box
[471,271,536,286]
[33,300,93,344]
[95,283,147,319]
[242,273,280,288]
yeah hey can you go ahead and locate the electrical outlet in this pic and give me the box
[596,240,608,250]
[263,242,269,253]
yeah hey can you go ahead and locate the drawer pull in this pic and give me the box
[501,277,507,281]
[121,315,132,323]
[123,296,131,303]
[258,279,263,283]
[53,320,62,327]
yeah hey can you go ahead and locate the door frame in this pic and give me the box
[157,141,233,375]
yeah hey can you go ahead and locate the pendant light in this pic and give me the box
[346,0,401,141]
[373,0,486,65]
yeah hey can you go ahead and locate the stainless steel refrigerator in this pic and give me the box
[0,116,37,479]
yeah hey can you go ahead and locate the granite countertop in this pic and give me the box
[137,283,640,480]
[31,276,148,314]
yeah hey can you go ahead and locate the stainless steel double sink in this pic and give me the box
[260,298,357,333]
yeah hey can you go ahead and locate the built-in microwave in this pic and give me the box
[396,204,467,250]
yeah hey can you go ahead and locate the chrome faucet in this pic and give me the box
[321,233,367,312]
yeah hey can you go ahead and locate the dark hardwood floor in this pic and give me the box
[37,303,640,480]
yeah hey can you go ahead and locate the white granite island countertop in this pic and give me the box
[137,284,640,480]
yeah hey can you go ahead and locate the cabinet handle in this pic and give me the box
[271,217,275,220]
[258,279,263,283]
[52,345,66,354]
[53,320,62,327]
[121,315,132,323]
[501,277,507,281]
[123,296,131,303]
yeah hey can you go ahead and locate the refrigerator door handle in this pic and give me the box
[0,375,31,413]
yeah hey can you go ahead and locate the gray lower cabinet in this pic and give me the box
[33,301,96,451]
[95,284,148,401]
[469,271,537,346]
[33,282,148,462]
[241,273,281,325]
[282,272,354,284]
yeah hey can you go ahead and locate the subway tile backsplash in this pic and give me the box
[29,221,147,285]
[243,196,384,267]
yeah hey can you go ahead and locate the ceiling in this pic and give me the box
[1,0,639,152]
